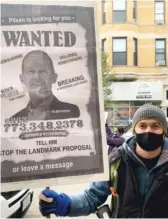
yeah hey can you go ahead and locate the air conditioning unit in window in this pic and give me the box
[156,20,164,25]
[156,60,165,66]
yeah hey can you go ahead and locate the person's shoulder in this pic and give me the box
[62,101,79,111]
[10,107,27,119]
[108,145,125,165]
[62,102,80,117]
[52,97,80,115]
[120,136,125,143]
[50,96,80,118]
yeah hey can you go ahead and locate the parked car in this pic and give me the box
[0,189,33,218]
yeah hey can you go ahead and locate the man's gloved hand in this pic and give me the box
[39,189,71,216]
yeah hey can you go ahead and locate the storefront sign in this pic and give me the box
[136,83,152,99]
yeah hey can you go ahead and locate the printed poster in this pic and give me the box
[1,1,109,191]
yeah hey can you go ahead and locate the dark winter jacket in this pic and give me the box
[105,125,125,154]
[68,136,168,218]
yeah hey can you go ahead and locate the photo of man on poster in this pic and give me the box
[10,50,80,120]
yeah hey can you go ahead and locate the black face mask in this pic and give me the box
[135,132,164,151]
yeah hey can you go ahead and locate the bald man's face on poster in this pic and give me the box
[20,51,57,98]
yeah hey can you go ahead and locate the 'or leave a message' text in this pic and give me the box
[12,162,74,173]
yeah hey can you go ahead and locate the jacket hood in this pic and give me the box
[123,136,168,168]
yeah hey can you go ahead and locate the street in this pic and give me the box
[25,182,111,218]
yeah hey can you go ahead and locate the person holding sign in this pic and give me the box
[105,124,125,154]
[10,50,80,121]
[39,104,168,218]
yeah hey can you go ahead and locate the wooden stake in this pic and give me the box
[46,187,50,218]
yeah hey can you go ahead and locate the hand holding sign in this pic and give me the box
[39,189,71,217]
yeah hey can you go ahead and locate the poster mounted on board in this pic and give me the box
[0,1,108,191]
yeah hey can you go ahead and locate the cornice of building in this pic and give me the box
[113,72,168,82]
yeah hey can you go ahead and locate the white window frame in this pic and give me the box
[155,1,164,24]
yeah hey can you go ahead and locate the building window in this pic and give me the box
[133,0,137,20]
[133,38,138,65]
[166,90,168,100]
[113,0,126,23]
[155,1,164,24]
[113,38,127,65]
[102,0,106,24]
[155,39,166,66]
[102,39,106,53]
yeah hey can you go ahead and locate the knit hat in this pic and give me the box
[132,104,167,134]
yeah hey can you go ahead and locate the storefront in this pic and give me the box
[161,85,168,119]
[106,81,163,127]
